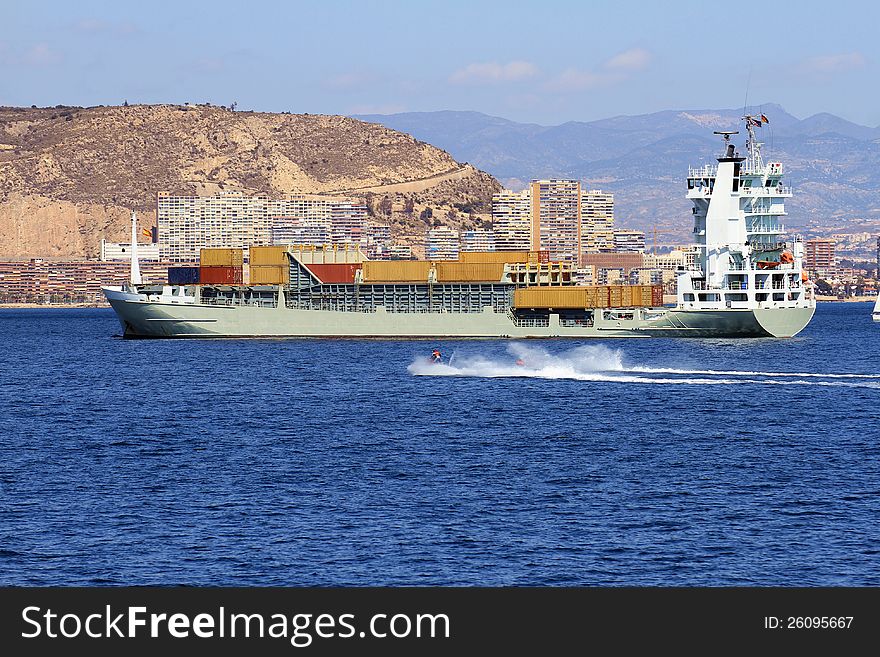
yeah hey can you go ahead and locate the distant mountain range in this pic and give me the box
[355,105,880,250]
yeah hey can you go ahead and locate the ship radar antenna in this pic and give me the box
[713,130,739,158]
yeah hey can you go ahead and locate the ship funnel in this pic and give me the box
[129,211,142,285]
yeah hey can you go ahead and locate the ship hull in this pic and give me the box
[639,306,815,338]
[104,288,815,339]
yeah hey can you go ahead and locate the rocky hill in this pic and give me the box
[0,104,499,259]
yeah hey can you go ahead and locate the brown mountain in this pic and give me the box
[0,104,499,259]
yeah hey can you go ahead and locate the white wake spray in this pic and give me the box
[407,343,880,388]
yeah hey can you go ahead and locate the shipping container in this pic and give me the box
[199,265,243,285]
[609,285,624,307]
[514,287,592,309]
[362,260,433,282]
[167,266,200,285]
[436,262,505,282]
[250,245,289,266]
[640,286,654,306]
[249,264,289,285]
[652,285,664,307]
[306,263,361,284]
[200,248,244,267]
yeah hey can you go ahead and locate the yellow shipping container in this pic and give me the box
[200,247,244,267]
[362,260,434,282]
[250,245,289,266]
[249,264,289,285]
[436,262,505,282]
[514,287,592,309]
[609,286,624,306]
[459,251,531,264]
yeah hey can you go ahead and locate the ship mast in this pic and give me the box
[741,113,767,172]
[129,211,142,286]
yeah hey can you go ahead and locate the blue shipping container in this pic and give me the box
[167,266,200,285]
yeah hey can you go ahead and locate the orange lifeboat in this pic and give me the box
[780,251,794,264]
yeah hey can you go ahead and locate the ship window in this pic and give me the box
[683,293,695,301]
[687,179,694,189]
[698,293,721,302]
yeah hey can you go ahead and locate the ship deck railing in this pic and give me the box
[508,311,550,327]
[726,263,797,272]
[739,186,791,196]
[721,282,802,290]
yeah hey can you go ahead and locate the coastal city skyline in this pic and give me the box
[3,0,879,127]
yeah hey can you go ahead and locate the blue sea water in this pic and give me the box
[1,302,879,586]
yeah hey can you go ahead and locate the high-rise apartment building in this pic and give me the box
[491,190,532,251]
[530,180,581,263]
[804,238,836,276]
[580,190,615,255]
[158,191,272,261]
[424,226,460,261]
[613,229,646,253]
[157,192,382,261]
[460,229,496,252]
[492,185,615,263]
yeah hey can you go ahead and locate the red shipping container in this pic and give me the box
[652,285,664,306]
[306,263,362,284]
[199,265,243,285]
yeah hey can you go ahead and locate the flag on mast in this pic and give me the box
[761,114,769,123]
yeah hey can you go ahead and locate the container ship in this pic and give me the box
[103,117,815,339]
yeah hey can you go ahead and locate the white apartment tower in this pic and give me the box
[491,190,532,251]
[425,226,460,260]
[460,229,496,252]
[581,190,615,255]
[157,192,384,261]
[530,179,581,264]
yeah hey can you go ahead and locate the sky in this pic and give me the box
[2,0,879,127]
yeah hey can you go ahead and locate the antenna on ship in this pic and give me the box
[713,130,739,158]
[741,113,769,171]
[129,211,142,287]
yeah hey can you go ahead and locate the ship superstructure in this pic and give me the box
[678,116,815,321]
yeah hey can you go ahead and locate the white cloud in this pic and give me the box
[449,61,539,84]
[802,52,866,74]
[544,48,652,93]
[604,48,652,72]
